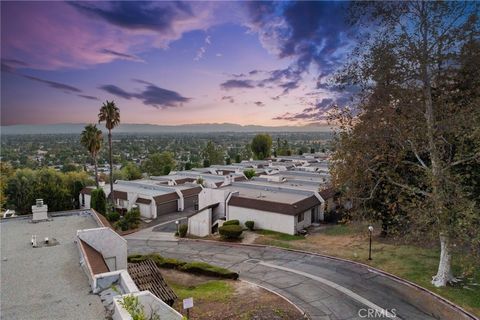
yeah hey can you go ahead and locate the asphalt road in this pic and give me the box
[127,238,440,320]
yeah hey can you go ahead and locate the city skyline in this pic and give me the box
[1,1,352,126]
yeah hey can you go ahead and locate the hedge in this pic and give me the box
[245,221,254,231]
[180,262,238,280]
[128,254,238,279]
[219,224,243,239]
[179,224,188,238]
[90,188,107,215]
[222,220,240,226]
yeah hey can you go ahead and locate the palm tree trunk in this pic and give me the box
[108,129,114,205]
[94,155,99,188]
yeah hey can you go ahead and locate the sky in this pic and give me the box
[1,1,354,126]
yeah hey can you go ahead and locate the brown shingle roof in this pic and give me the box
[229,195,320,216]
[80,187,94,195]
[136,197,152,205]
[234,176,247,182]
[128,260,177,306]
[79,239,109,275]
[110,190,128,200]
[153,192,179,205]
[319,187,336,200]
[181,186,202,197]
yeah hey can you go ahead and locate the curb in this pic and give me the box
[181,238,479,320]
[240,279,310,319]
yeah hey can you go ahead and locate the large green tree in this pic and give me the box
[202,141,224,165]
[98,101,120,204]
[332,2,479,287]
[142,152,176,176]
[80,124,103,187]
[251,134,272,160]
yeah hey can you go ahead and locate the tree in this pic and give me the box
[251,134,272,160]
[0,163,14,210]
[225,157,231,165]
[63,171,93,209]
[185,162,192,170]
[80,124,103,187]
[35,168,71,212]
[202,141,224,165]
[121,162,142,180]
[98,100,120,204]
[141,152,176,176]
[90,188,107,215]
[332,2,480,287]
[5,169,37,214]
[235,154,241,163]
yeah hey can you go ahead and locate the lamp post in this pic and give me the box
[175,220,180,235]
[368,225,373,260]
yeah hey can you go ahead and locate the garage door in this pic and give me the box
[156,200,178,216]
[138,204,151,218]
[184,196,198,209]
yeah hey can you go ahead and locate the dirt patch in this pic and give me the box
[241,231,261,244]
[161,267,219,286]
[162,269,304,320]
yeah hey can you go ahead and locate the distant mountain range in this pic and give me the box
[0,123,333,135]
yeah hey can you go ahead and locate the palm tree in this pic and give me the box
[98,100,120,204]
[80,124,103,187]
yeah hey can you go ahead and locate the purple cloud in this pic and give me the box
[220,79,255,90]
[100,80,190,108]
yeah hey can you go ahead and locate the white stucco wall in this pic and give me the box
[198,188,228,219]
[294,209,312,232]
[77,227,127,271]
[228,206,295,235]
[188,208,212,237]
[80,194,91,209]
[112,291,183,320]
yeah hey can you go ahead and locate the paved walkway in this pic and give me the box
[127,237,439,320]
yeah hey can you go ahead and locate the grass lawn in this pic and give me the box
[257,229,305,241]
[254,223,480,317]
[170,280,234,302]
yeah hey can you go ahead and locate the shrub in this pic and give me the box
[128,254,239,279]
[179,224,188,238]
[222,219,240,226]
[219,225,243,239]
[90,188,107,215]
[107,211,120,222]
[180,262,239,279]
[243,169,256,180]
[245,221,254,231]
[115,207,141,231]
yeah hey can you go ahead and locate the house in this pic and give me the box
[79,180,203,219]
[193,182,324,235]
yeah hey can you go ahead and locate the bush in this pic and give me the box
[245,221,254,231]
[178,224,188,238]
[107,211,120,222]
[243,169,256,180]
[115,207,141,231]
[324,210,343,224]
[222,219,240,226]
[180,261,238,279]
[219,225,243,239]
[90,188,107,215]
[128,254,186,269]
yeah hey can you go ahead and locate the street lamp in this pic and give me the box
[368,225,374,260]
[175,220,180,235]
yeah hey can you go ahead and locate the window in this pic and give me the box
[298,212,304,222]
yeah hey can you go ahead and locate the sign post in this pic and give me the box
[183,297,193,319]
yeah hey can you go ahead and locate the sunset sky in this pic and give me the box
[1,1,354,126]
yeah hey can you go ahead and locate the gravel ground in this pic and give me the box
[0,213,106,320]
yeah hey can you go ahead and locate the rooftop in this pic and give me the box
[220,183,315,204]
[0,212,105,319]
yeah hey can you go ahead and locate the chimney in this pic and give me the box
[32,199,48,221]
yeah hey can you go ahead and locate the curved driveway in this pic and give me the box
[125,236,449,320]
